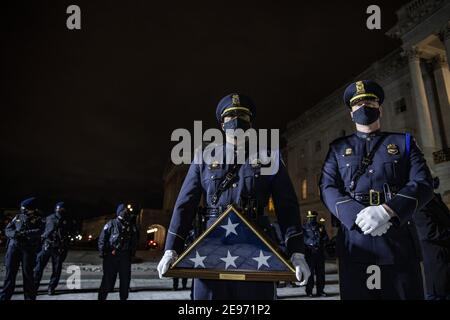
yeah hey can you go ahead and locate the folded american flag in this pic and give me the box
[165,205,296,281]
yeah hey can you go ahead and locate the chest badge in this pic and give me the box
[251,159,261,168]
[344,148,353,156]
[387,144,399,155]
[208,160,220,170]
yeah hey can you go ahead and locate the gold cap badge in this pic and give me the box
[356,81,366,94]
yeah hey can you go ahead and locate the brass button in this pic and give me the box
[369,169,374,173]
[232,183,237,188]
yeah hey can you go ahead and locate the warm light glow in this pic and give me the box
[268,197,275,212]
[301,179,308,200]
[146,228,158,234]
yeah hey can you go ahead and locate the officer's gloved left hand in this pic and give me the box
[355,205,391,235]
[290,253,311,285]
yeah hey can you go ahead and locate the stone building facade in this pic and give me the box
[284,0,450,236]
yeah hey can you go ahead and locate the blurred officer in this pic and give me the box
[157,93,310,300]
[98,204,138,301]
[0,197,44,300]
[413,177,450,300]
[34,202,71,295]
[320,80,433,300]
[303,211,329,297]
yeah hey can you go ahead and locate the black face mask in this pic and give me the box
[352,106,380,125]
[223,118,251,131]
[118,211,131,223]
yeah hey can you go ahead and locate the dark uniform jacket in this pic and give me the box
[98,218,138,256]
[41,213,70,250]
[320,131,433,265]
[5,213,43,249]
[165,144,305,257]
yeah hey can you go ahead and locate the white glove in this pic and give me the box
[157,250,178,279]
[370,221,392,237]
[290,253,311,285]
[355,205,391,235]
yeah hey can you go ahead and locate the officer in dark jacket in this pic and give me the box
[157,93,310,300]
[98,204,138,300]
[413,177,450,300]
[303,211,329,297]
[33,201,71,295]
[320,80,434,300]
[0,197,44,300]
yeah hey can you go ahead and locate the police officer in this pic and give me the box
[303,211,329,297]
[413,177,450,300]
[34,202,71,295]
[98,204,138,301]
[0,197,44,300]
[320,80,434,300]
[157,93,310,300]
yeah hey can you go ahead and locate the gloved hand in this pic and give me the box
[157,250,178,279]
[370,221,392,236]
[290,253,311,285]
[355,205,391,235]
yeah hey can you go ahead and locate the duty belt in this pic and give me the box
[351,190,398,205]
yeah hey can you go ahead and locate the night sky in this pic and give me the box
[1,0,410,217]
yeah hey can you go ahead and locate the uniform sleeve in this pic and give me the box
[270,154,305,255]
[98,223,111,254]
[319,145,365,230]
[4,216,18,239]
[165,162,203,254]
[385,137,433,225]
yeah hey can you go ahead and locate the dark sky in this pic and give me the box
[1,0,410,217]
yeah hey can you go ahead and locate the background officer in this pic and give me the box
[98,203,138,301]
[320,80,434,300]
[34,201,71,295]
[303,211,329,297]
[157,93,310,300]
[413,177,450,300]
[0,197,44,300]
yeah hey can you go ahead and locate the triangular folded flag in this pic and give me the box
[165,205,296,281]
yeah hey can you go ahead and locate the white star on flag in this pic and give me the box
[189,251,206,268]
[220,218,239,237]
[220,250,239,269]
[252,250,271,270]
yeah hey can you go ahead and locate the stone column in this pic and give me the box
[432,55,450,148]
[439,23,450,70]
[406,47,436,160]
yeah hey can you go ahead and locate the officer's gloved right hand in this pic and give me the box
[290,253,311,285]
[157,250,178,279]
[369,221,392,237]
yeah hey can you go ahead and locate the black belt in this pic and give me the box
[351,190,387,205]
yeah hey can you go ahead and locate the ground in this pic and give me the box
[0,250,340,300]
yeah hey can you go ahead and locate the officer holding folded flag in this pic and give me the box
[157,93,310,300]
